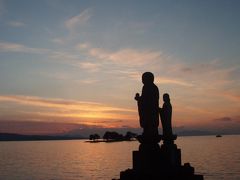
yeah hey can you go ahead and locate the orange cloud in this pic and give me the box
[156,77,194,87]
[0,95,136,125]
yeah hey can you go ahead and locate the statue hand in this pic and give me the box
[135,93,140,101]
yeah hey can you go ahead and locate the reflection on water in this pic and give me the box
[0,135,239,180]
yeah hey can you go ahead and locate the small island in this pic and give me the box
[86,131,138,143]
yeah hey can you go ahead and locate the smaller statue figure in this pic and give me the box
[159,93,173,139]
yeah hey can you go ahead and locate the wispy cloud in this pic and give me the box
[49,50,101,73]
[40,72,71,81]
[65,8,92,32]
[49,9,92,44]
[214,117,232,122]
[155,77,194,87]
[0,95,136,122]
[151,59,239,90]
[7,21,25,27]
[111,69,193,87]
[88,47,161,66]
[78,62,101,72]
[53,42,240,96]
[49,51,79,60]
[0,120,86,135]
[0,95,123,110]
[75,42,162,65]
[50,38,65,45]
[77,78,98,84]
[0,41,49,54]
[76,43,90,49]
[214,91,240,104]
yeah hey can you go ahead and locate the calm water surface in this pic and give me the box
[0,135,239,180]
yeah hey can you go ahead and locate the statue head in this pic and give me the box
[163,93,170,103]
[142,72,154,85]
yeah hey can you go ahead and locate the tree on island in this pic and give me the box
[102,131,138,141]
[124,131,138,140]
[103,131,124,141]
[89,133,100,141]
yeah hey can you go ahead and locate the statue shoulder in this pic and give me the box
[153,84,159,97]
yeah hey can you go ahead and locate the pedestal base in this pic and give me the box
[119,143,203,180]
[120,166,203,180]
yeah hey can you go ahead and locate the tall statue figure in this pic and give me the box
[135,72,159,140]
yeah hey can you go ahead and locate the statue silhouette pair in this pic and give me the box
[119,72,204,180]
[135,72,174,143]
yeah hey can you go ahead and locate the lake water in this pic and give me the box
[0,135,239,180]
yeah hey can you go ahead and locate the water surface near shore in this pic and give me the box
[0,135,239,180]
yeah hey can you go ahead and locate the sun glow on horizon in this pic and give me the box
[0,95,137,128]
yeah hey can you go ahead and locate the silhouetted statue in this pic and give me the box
[160,93,173,138]
[135,72,159,140]
[119,73,204,180]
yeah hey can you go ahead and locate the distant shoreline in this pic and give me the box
[0,132,239,142]
[0,133,85,141]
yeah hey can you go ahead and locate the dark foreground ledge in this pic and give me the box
[120,163,203,180]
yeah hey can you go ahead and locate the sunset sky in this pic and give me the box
[0,0,240,135]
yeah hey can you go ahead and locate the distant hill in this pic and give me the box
[176,130,240,136]
[0,133,85,141]
[62,127,227,138]
[1,128,238,141]
[177,130,215,136]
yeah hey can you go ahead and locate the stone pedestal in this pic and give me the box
[119,136,203,180]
